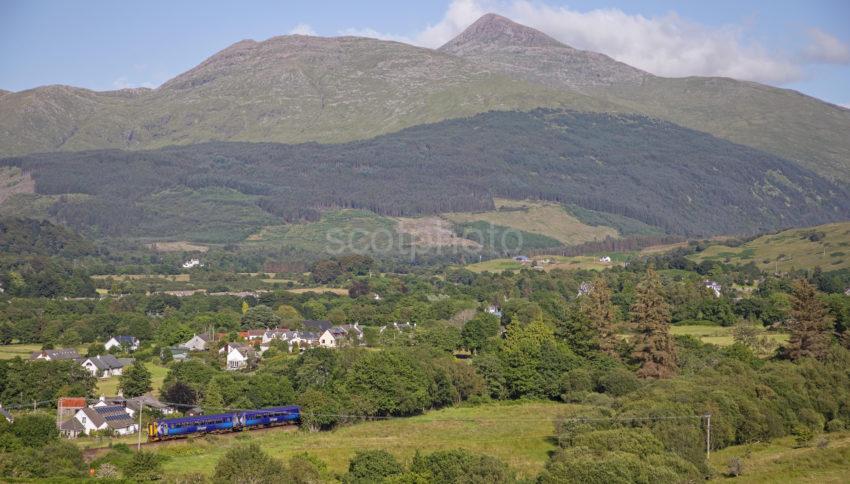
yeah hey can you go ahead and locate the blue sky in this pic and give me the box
[1,0,848,106]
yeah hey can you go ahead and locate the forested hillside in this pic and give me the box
[1,109,847,243]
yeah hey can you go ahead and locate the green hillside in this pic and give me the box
[690,222,850,271]
[3,110,847,246]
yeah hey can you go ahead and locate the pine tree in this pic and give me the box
[630,268,677,378]
[785,279,834,361]
[580,279,620,358]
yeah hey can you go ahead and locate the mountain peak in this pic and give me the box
[439,13,565,52]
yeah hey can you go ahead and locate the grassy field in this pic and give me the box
[691,222,850,271]
[708,432,850,483]
[443,199,618,246]
[670,325,788,350]
[465,253,630,273]
[0,344,89,360]
[148,401,573,480]
[95,362,169,397]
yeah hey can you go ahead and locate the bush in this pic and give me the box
[827,419,845,433]
[212,443,286,483]
[345,450,403,482]
[411,449,512,484]
[123,451,164,481]
[595,368,640,396]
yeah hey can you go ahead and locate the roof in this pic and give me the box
[30,348,81,361]
[301,320,332,332]
[110,335,139,344]
[0,405,12,422]
[58,397,87,409]
[60,417,84,432]
[126,395,171,412]
[84,354,126,371]
[81,405,135,430]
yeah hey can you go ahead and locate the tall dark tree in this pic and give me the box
[579,279,620,358]
[630,268,677,378]
[785,279,834,361]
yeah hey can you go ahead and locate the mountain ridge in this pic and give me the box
[0,13,848,183]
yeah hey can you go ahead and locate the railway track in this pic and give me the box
[81,424,298,462]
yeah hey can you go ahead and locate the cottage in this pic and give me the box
[226,345,258,371]
[59,417,85,438]
[30,348,81,361]
[341,323,364,342]
[69,405,138,436]
[599,256,612,263]
[319,327,349,348]
[104,335,140,352]
[514,255,530,263]
[0,404,12,423]
[81,355,130,378]
[242,329,267,341]
[182,258,202,269]
[290,331,319,351]
[182,333,213,351]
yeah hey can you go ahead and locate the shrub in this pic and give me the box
[345,450,403,482]
[595,367,640,396]
[212,443,286,484]
[123,451,164,481]
[411,449,512,484]
[827,419,845,432]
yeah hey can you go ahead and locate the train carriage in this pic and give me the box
[148,406,300,441]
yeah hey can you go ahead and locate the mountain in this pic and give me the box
[1,14,848,184]
[0,35,613,157]
[440,14,850,182]
[2,109,847,243]
[439,14,648,89]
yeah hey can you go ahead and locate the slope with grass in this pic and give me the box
[444,199,616,247]
[708,432,850,483]
[690,222,850,271]
[152,401,573,480]
[6,110,846,243]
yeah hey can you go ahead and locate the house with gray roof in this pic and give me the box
[81,354,130,378]
[183,333,213,351]
[68,405,137,436]
[30,348,81,361]
[104,335,140,352]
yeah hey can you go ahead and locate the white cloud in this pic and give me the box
[803,28,850,64]
[343,0,804,84]
[289,23,317,36]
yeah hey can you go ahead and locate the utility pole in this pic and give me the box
[137,402,143,451]
[705,414,712,460]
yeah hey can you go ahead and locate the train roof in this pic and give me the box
[155,406,300,425]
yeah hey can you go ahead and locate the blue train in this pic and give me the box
[148,405,300,441]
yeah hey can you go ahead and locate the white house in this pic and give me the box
[182,258,202,269]
[703,280,722,298]
[70,405,137,436]
[104,335,140,352]
[81,355,130,378]
[29,348,80,361]
[319,327,349,348]
[485,305,503,318]
[599,256,612,263]
[226,345,257,371]
[183,333,212,351]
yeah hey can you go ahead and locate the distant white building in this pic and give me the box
[226,345,257,371]
[182,333,213,351]
[182,258,202,269]
[485,305,503,318]
[599,256,612,263]
[104,335,140,352]
[81,355,131,378]
[703,280,722,298]
[29,348,80,361]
